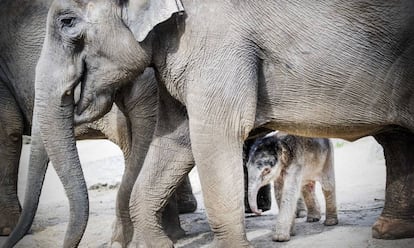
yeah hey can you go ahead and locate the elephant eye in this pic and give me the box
[60,17,75,28]
[58,15,84,42]
[262,167,271,176]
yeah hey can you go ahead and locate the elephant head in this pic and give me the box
[246,134,291,215]
[73,0,184,124]
[7,0,184,247]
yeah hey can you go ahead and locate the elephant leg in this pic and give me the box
[110,76,159,247]
[175,174,197,214]
[162,193,185,242]
[185,66,258,247]
[112,156,145,247]
[190,128,250,247]
[111,117,155,247]
[320,152,338,226]
[274,175,284,209]
[129,127,193,247]
[129,85,193,247]
[0,82,23,236]
[273,164,303,242]
[301,181,321,222]
[295,194,307,218]
[372,129,414,239]
[112,166,135,247]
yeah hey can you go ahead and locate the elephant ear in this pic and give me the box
[125,0,185,42]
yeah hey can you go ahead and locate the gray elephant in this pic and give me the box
[16,0,414,247]
[246,132,338,242]
[0,0,195,245]
[0,0,48,235]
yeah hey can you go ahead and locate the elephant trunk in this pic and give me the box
[2,113,49,248]
[35,84,89,248]
[247,167,263,215]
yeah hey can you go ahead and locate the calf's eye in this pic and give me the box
[262,167,271,176]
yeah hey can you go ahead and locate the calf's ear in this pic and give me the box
[124,0,184,41]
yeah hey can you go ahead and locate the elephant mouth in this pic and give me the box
[73,69,117,125]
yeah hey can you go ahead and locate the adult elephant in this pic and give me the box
[0,0,196,245]
[16,0,414,247]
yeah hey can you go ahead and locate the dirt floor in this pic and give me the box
[1,137,414,247]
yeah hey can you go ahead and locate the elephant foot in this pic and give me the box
[110,242,123,248]
[324,217,338,226]
[373,130,414,240]
[272,222,296,242]
[372,216,414,239]
[272,231,291,242]
[306,211,321,222]
[211,237,253,248]
[306,217,320,223]
[165,223,186,242]
[0,203,21,236]
[128,236,174,248]
[176,192,197,214]
[111,219,133,247]
[296,209,307,218]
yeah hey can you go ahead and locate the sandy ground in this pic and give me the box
[1,137,414,247]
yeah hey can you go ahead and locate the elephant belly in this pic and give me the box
[254,60,408,140]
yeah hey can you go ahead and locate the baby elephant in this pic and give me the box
[247,132,338,242]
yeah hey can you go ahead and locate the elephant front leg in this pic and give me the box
[184,59,259,247]
[373,130,414,239]
[190,128,251,247]
[273,164,303,242]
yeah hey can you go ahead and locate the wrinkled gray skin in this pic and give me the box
[247,132,338,242]
[0,0,195,246]
[31,0,414,247]
[0,0,50,236]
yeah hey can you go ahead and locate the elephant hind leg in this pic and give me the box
[0,82,24,236]
[301,181,321,222]
[373,129,414,239]
[176,175,197,214]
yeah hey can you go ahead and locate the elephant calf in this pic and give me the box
[247,132,338,242]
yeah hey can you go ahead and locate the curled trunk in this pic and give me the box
[247,168,263,215]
